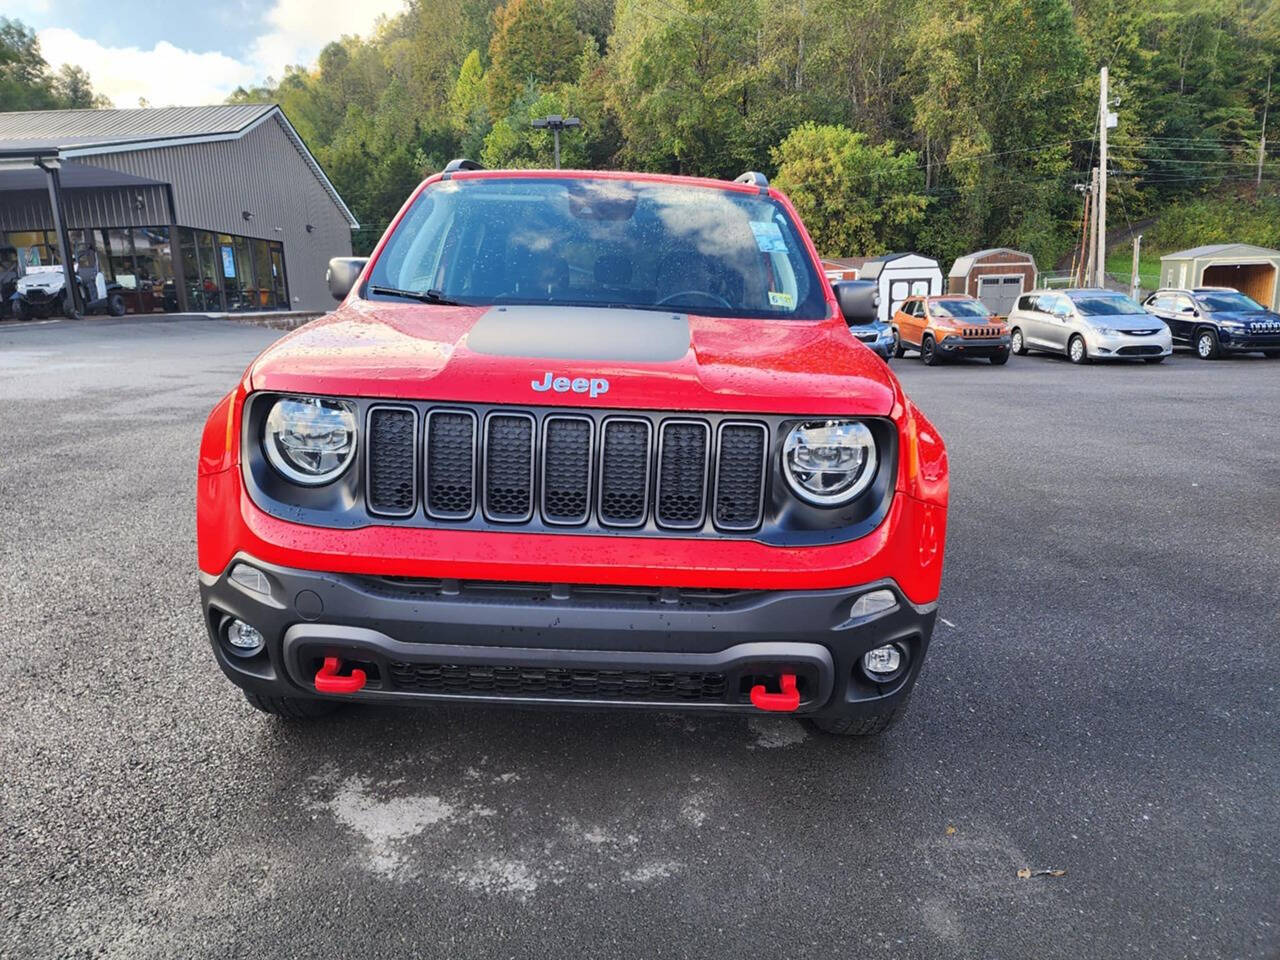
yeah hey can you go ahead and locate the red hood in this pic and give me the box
[247,300,900,416]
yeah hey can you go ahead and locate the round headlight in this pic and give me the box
[263,396,357,485]
[782,420,877,506]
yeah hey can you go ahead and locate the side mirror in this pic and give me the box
[327,257,368,301]
[1179,305,1197,315]
[832,280,880,323]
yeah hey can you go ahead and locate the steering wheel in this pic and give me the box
[656,290,733,309]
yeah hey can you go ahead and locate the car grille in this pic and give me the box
[365,405,770,533]
[386,661,730,702]
[1119,329,1160,336]
[960,325,1002,337]
[1248,321,1280,333]
[853,330,879,343]
[1117,344,1163,356]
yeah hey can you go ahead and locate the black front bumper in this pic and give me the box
[936,335,1011,358]
[200,557,936,721]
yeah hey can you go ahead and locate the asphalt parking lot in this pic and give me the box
[1,316,1276,959]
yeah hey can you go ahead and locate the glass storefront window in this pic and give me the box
[178,229,204,311]
[233,235,255,311]
[198,230,222,311]
[251,239,273,311]
[132,227,176,312]
[269,243,288,308]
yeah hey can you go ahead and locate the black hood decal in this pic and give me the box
[467,305,691,363]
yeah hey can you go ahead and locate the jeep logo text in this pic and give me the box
[531,372,609,398]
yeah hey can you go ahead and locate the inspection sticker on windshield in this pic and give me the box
[768,291,795,308]
[750,220,789,253]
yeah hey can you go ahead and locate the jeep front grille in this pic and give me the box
[961,325,1002,337]
[364,405,769,533]
[386,661,730,703]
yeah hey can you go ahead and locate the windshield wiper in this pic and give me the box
[368,285,468,306]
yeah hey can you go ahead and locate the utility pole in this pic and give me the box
[531,114,581,169]
[1259,67,1271,188]
[1096,65,1108,288]
[1084,168,1098,288]
[1130,234,1143,301]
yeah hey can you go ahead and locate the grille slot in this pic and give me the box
[656,420,709,528]
[387,661,729,703]
[541,415,593,525]
[714,422,768,530]
[483,412,535,522]
[425,410,476,519]
[598,418,652,527]
[366,406,418,516]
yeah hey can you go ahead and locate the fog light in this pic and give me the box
[850,589,897,619]
[226,619,265,655]
[862,644,902,677]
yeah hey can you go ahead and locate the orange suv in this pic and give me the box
[893,294,1012,366]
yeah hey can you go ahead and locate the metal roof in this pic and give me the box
[1160,243,1280,260]
[0,104,275,149]
[0,104,357,228]
[856,252,938,280]
[948,247,1035,277]
[0,159,164,191]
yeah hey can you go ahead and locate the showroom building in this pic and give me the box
[0,104,357,315]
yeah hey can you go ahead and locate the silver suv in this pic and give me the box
[1008,288,1172,364]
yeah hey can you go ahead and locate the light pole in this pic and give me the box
[531,115,581,169]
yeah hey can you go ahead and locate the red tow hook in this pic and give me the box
[749,672,800,712]
[314,656,367,694]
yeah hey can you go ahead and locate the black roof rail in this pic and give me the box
[734,171,769,192]
[442,158,485,178]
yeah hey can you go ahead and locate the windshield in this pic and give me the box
[931,299,991,319]
[1069,294,1146,316]
[366,176,828,319]
[1196,290,1263,312]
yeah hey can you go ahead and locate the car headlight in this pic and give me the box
[1093,326,1118,336]
[782,420,878,506]
[263,396,357,485]
[1218,319,1245,330]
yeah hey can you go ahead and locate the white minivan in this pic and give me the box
[1007,288,1172,364]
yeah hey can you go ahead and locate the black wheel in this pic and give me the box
[1195,328,1220,360]
[107,293,126,317]
[990,349,1010,365]
[1068,334,1088,364]
[243,690,339,719]
[892,328,905,358]
[13,298,31,322]
[921,335,941,366]
[1010,327,1027,355]
[1263,350,1280,359]
[810,698,910,737]
[1144,355,1166,364]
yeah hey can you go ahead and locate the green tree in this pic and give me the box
[1,18,108,110]
[771,122,928,256]
[486,0,586,119]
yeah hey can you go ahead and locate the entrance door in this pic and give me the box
[269,245,288,308]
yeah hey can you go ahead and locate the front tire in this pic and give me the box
[990,349,1010,365]
[107,293,126,317]
[1010,327,1027,355]
[243,690,339,719]
[13,299,31,322]
[1196,329,1221,360]
[1263,350,1280,359]
[892,329,905,359]
[921,335,941,366]
[1068,334,1088,364]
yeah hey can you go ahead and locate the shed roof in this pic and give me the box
[857,252,938,280]
[948,247,1035,277]
[1160,243,1280,261]
[0,104,357,228]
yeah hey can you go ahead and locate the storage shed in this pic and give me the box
[855,252,944,323]
[947,247,1037,317]
[1159,244,1280,311]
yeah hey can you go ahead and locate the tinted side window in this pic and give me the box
[1017,294,1036,311]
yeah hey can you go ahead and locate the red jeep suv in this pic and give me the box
[197,163,948,736]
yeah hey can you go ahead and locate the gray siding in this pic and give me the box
[0,185,172,232]
[77,114,352,311]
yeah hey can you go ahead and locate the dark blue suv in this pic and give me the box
[1143,287,1280,360]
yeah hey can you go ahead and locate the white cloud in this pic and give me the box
[248,0,407,77]
[37,28,260,107]
[34,0,408,109]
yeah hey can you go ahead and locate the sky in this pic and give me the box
[16,0,408,107]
